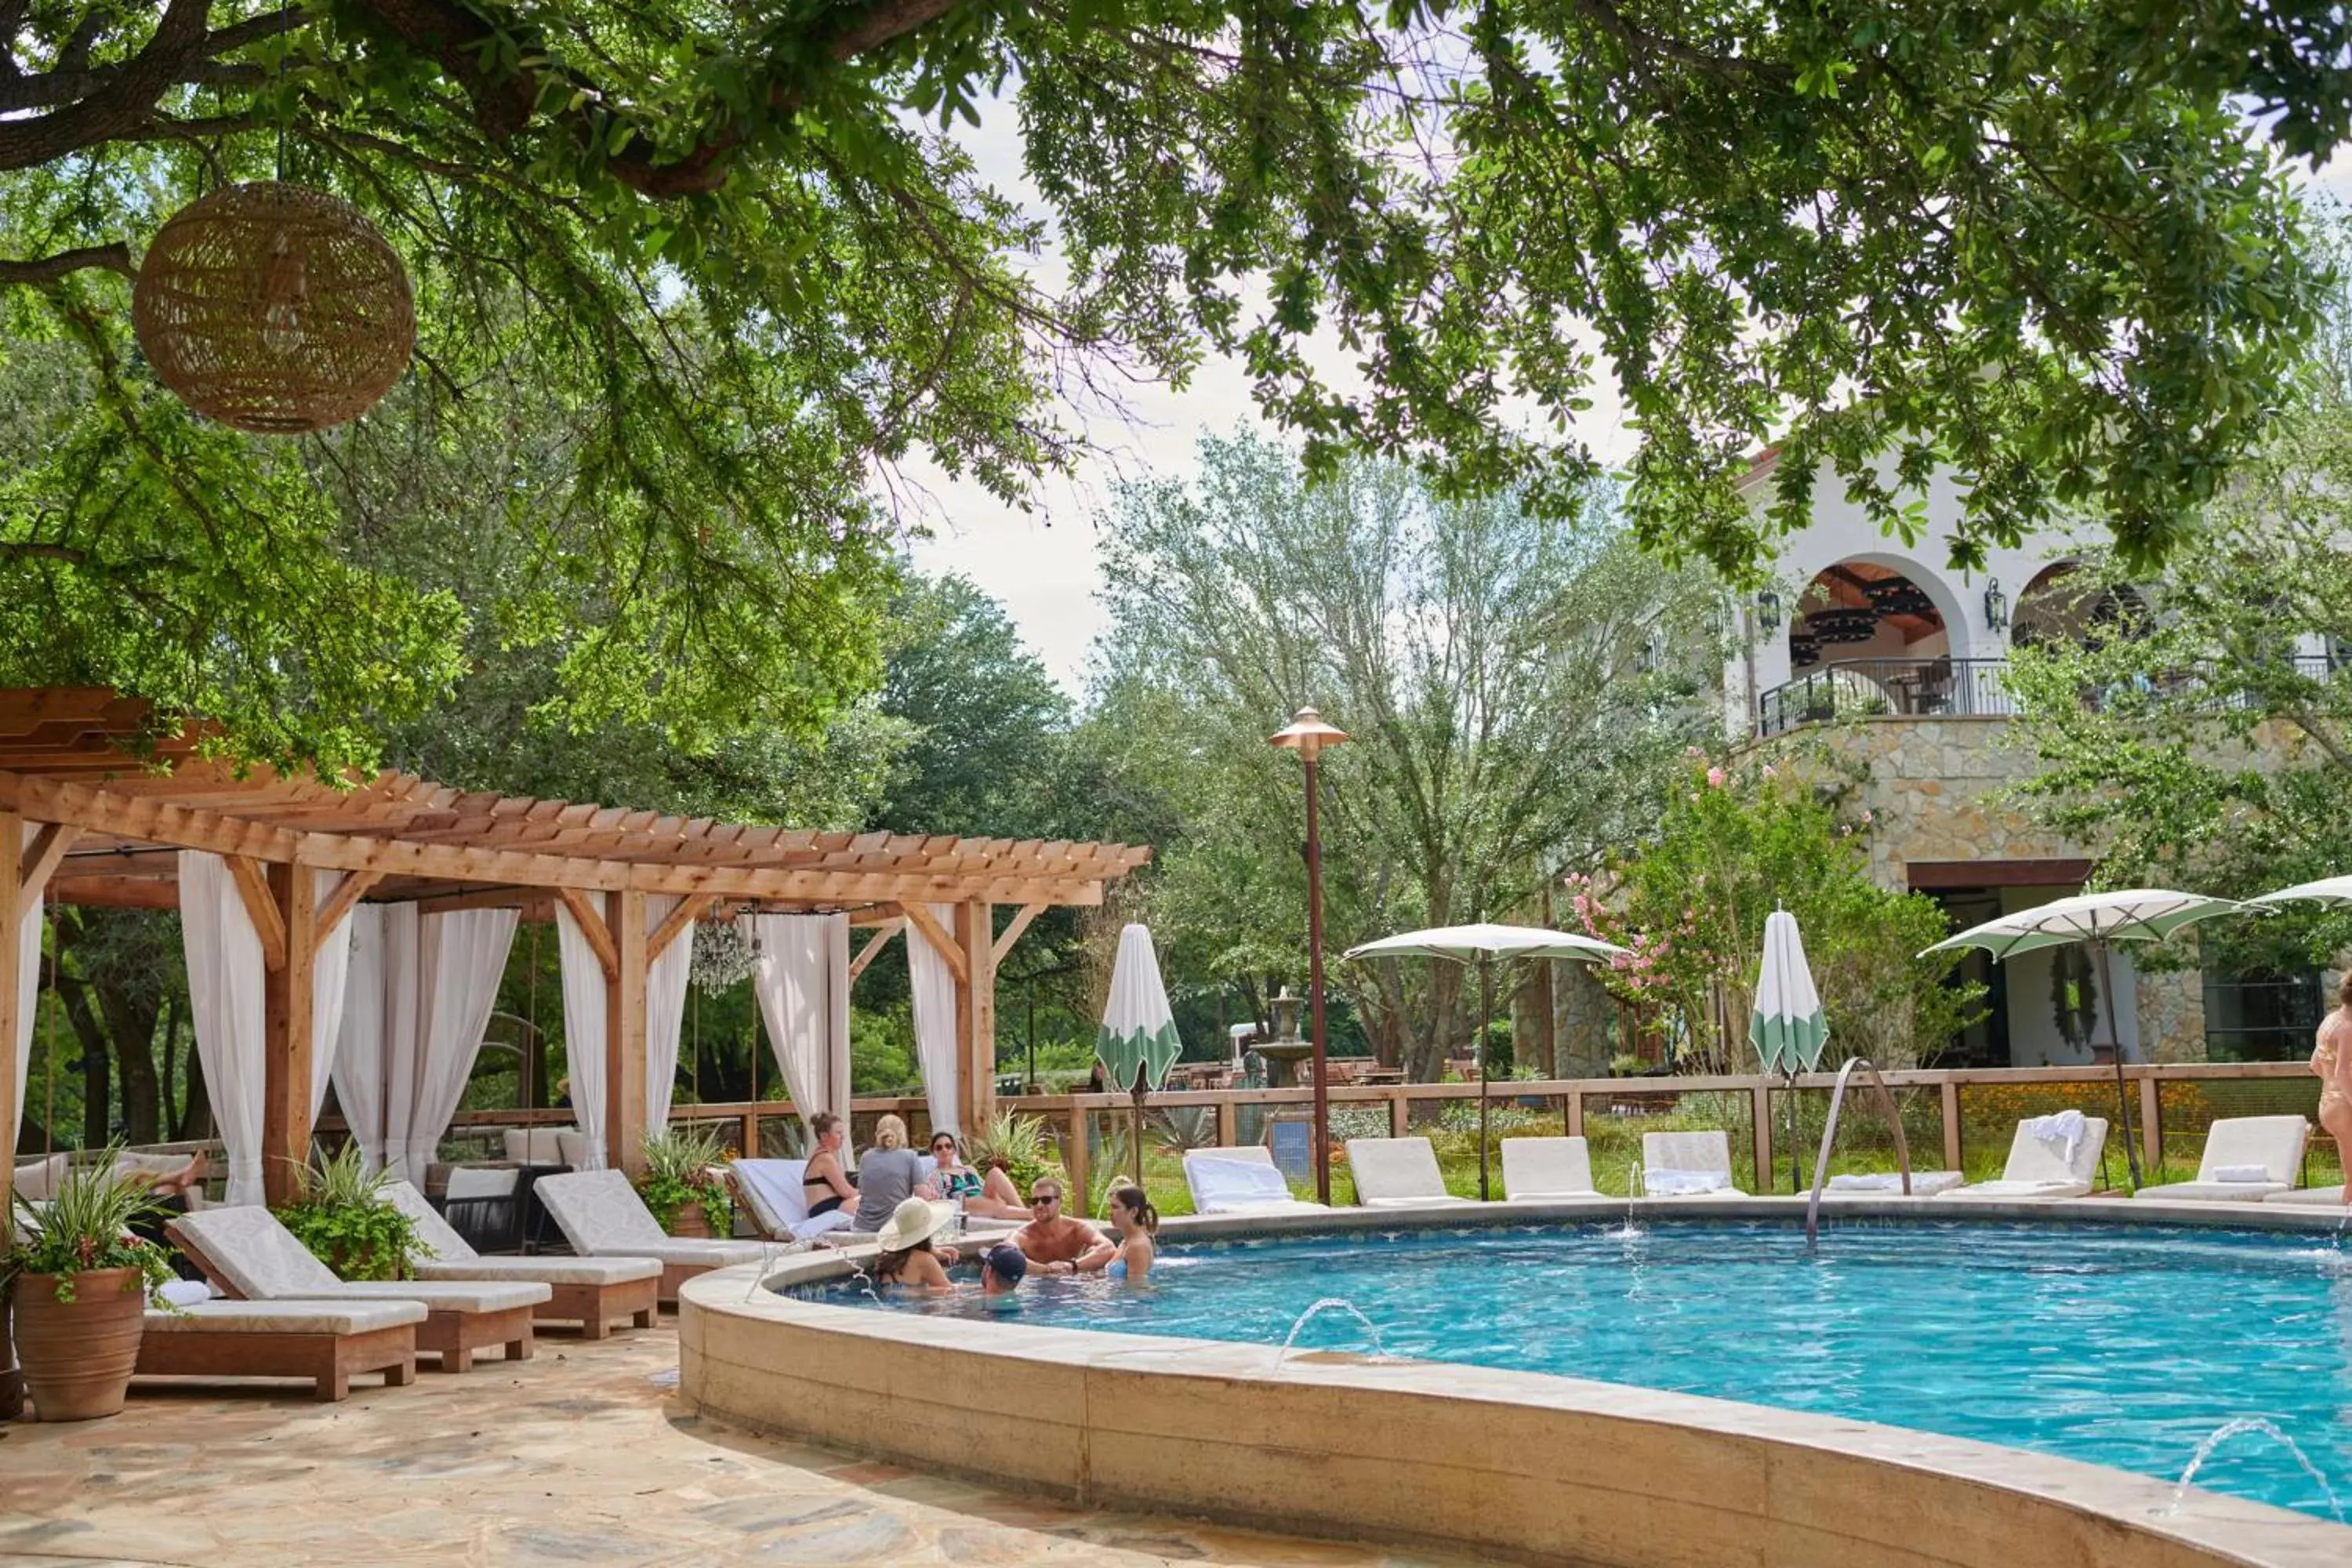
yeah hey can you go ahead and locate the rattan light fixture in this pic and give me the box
[132,182,413,434]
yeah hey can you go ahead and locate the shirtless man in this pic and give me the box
[1011,1177,1098,1276]
[2314,974,2352,1207]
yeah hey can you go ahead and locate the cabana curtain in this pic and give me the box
[333,905,396,1173]
[308,869,356,1122]
[644,895,694,1131]
[553,899,610,1169]
[745,913,850,1149]
[10,823,42,1159]
[906,903,961,1137]
[336,904,515,1183]
[180,851,267,1207]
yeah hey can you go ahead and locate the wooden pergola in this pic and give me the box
[0,689,1149,1213]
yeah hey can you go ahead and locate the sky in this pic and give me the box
[903,97,2352,702]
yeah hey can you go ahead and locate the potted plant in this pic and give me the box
[2,1150,176,1421]
[274,1145,426,1281]
[637,1127,733,1237]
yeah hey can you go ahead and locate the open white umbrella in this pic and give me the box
[1752,909,1829,1192]
[1344,924,1629,1199]
[1922,889,2252,1189]
[1097,924,1184,1200]
[2248,874,2352,908]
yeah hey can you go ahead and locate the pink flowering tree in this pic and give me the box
[1572,755,1980,1071]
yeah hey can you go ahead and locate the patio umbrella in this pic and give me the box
[1921,889,2251,1189]
[1751,909,1829,1192]
[1344,924,1629,1199]
[1096,924,1184,1199]
[2247,874,2352,908]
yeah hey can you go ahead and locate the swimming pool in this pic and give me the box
[833,1218,2352,1521]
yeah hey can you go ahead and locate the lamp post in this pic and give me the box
[1270,706,1349,1203]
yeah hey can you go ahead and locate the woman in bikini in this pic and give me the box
[2314,975,2352,1206]
[803,1111,857,1219]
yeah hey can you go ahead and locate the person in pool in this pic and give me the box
[1011,1177,1098,1275]
[978,1241,1028,1298]
[1076,1184,1157,1284]
[872,1196,956,1290]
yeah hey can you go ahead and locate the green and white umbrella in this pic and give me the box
[1921,888,2251,1189]
[2247,874,2352,908]
[1097,924,1183,1195]
[1751,909,1829,1076]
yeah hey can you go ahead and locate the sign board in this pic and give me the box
[1268,1116,1315,1181]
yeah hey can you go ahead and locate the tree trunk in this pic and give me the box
[159,992,181,1137]
[96,982,162,1145]
[178,1024,213,1144]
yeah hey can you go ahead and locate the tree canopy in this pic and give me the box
[2,1,2347,766]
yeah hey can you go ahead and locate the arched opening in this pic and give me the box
[1764,559,1984,726]
[2011,561,2144,651]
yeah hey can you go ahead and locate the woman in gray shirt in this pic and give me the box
[853,1113,938,1233]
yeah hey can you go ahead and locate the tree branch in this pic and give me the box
[0,241,135,285]
[0,0,213,170]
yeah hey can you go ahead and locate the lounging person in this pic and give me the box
[802,1112,858,1221]
[124,1149,211,1280]
[1077,1184,1157,1284]
[979,1241,1028,1298]
[2314,975,2352,1206]
[872,1196,956,1290]
[931,1133,1027,1221]
[1011,1177,1098,1276]
[853,1114,938,1234]
[977,1155,1028,1216]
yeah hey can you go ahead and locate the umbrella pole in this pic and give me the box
[2094,938,2143,1190]
[1132,1077,1148,1203]
[1479,953,1494,1202]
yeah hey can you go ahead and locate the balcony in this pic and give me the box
[1755,658,2010,737]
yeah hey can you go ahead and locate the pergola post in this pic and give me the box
[606,889,649,1173]
[260,862,319,1207]
[0,811,23,1227]
[955,901,995,1135]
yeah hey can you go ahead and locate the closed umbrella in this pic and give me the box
[1751,909,1829,1192]
[1344,924,1629,1199]
[1097,924,1184,1198]
[1922,889,2251,1189]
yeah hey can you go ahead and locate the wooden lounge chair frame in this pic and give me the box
[134,1318,419,1402]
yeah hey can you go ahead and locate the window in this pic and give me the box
[2201,967,2322,1062]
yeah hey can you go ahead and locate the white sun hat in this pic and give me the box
[877,1196,948,1254]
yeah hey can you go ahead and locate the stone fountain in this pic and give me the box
[1255,988,1315,1088]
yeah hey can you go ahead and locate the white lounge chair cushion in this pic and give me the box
[324,1279,550,1311]
[1641,1131,1748,1196]
[1645,1167,1734,1196]
[381,1180,659,1284]
[1825,1171,1965,1196]
[1934,1179,2090,1201]
[2193,1116,2309,1185]
[143,1298,428,1335]
[170,1205,550,1308]
[1188,1154,1293,1206]
[2266,1185,2349,1206]
[1345,1137,1458,1204]
[2132,1180,2288,1203]
[1501,1137,1599,1200]
[535,1170,768,1267]
[732,1159,858,1240]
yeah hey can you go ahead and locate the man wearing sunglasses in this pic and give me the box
[1010,1178,1099,1276]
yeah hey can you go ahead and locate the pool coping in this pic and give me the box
[678,1198,2352,1568]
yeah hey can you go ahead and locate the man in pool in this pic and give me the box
[979,1242,1028,1298]
[1010,1178,1098,1276]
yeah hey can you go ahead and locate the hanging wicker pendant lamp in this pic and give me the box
[132,181,414,434]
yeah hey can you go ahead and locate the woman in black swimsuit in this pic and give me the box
[803,1111,856,1218]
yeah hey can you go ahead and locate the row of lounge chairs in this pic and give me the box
[1181,1114,2336,1211]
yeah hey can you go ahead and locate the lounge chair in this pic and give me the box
[1640,1131,1746,1196]
[383,1181,659,1339]
[1500,1137,1602,1201]
[1182,1146,1328,1216]
[2266,1184,2350,1207]
[1936,1115,2109,1200]
[1344,1137,1475,1207]
[167,1207,548,1373]
[2132,1115,2310,1202]
[134,1298,423,1402]
[1824,1169,1967,1196]
[532,1169,771,1301]
[728,1159,862,1242]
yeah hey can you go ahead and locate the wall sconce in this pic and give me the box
[1757,589,1782,635]
[1983,578,2009,633]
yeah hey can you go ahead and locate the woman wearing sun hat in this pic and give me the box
[873,1196,956,1290]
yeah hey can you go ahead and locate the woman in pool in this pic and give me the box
[1078,1184,1158,1283]
[802,1112,857,1220]
[2314,973,2352,1204]
[872,1196,956,1290]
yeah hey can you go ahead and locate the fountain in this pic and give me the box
[1276,1297,1392,1363]
[2165,1417,2343,1523]
[1254,988,1315,1087]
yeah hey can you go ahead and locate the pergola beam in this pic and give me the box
[557,886,619,980]
[648,892,717,960]
[992,902,1046,967]
[900,901,967,985]
[226,854,288,972]
[17,822,82,916]
[848,919,904,982]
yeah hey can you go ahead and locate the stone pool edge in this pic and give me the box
[677,1200,2352,1568]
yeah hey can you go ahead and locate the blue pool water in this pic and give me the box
[826,1219,2352,1521]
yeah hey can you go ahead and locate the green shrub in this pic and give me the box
[275,1146,427,1281]
[964,1109,1065,1191]
[3,1145,176,1304]
[637,1126,734,1234]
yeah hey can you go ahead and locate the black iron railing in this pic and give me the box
[1755,658,2012,736]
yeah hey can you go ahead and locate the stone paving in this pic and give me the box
[0,1323,1472,1566]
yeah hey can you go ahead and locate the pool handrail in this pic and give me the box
[1806,1057,1913,1248]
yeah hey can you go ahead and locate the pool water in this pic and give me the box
[828,1219,2352,1520]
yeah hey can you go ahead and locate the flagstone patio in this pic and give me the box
[0,1324,1468,1566]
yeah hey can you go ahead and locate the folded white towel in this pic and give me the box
[2023,1110,2086,1167]
[1827,1173,1904,1192]
[2212,1163,2274,1184]
[1645,1167,1732,1196]
[155,1279,212,1308]
[1191,1156,1294,1209]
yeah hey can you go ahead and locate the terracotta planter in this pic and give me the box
[13,1267,147,1421]
[669,1202,712,1239]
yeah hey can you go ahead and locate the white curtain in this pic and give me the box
[180,851,267,1207]
[389,909,516,1183]
[644,895,695,1130]
[332,906,394,1174]
[554,898,611,1170]
[906,903,962,1137]
[746,913,849,1143]
[10,822,42,1160]
[307,869,358,1123]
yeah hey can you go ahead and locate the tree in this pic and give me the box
[0,1,2343,772]
[1092,430,1716,1077]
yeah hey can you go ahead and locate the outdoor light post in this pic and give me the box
[1271,707,1349,1204]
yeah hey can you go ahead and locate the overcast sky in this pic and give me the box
[903,100,2352,701]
